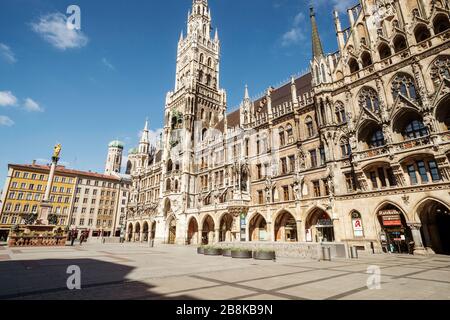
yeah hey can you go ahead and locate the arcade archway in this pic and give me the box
[417,199,450,255]
[150,221,156,240]
[187,218,199,245]
[219,213,233,242]
[274,211,298,242]
[142,222,149,242]
[134,222,141,242]
[127,223,133,242]
[202,215,215,245]
[305,208,334,242]
[167,217,176,244]
[249,213,268,241]
[376,203,412,254]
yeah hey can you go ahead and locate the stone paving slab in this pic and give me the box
[1,243,449,300]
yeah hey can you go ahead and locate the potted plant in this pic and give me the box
[204,246,223,256]
[231,248,253,259]
[253,249,276,261]
[222,248,232,257]
[197,246,205,254]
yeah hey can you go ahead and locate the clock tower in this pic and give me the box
[160,0,226,233]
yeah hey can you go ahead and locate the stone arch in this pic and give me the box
[163,198,171,218]
[435,94,450,131]
[127,223,133,242]
[378,42,392,59]
[391,108,428,141]
[187,216,199,245]
[167,215,177,244]
[248,212,268,242]
[150,220,156,240]
[219,213,233,242]
[348,57,360,73]
[433,13,450,35]
[373,201,413,254]
[142,221,149,242]
[305,207,334,242]
[361,51,373,68]
[134,222,141,242]
[357,119,385,150]
[201,215,215,245]
[393,34,407,53]
[414,198,450,254]
[414,23,431,43]
[274,209,298,242]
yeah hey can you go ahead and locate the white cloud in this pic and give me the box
[24,98,44,112]
[31,12,88,50]
[281,12,306,47]
[0,91,18,107]
[0,43,17,64]
[312,0,356,13]
[0,115,14,127]
[102,58,116,71]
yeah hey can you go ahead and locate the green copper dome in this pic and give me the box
[128,147,138,155]
[109,140,124,149]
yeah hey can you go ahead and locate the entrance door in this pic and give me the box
[168,219,176,244]
[377,206,412,254]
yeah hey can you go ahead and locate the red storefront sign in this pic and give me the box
[379,210,403,227]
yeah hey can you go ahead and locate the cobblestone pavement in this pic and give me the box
[0,243,449,300]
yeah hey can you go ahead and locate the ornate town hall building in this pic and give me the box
[126,0,450,255]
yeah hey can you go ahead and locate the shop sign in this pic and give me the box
[317,219,333,227]
[353,218,364,237]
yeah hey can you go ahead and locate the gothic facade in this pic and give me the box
[126,0,450,255]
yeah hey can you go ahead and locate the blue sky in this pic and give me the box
[0,0,355,187]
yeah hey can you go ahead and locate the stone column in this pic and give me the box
[214,228,220,244]
[296,220,304,242]
[198,228,203,245]
[408,223,428,255]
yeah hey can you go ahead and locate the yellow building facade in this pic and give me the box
[0,164,77,239]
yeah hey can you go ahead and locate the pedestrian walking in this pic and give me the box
[79,232,85,246]
[70,230,76,246]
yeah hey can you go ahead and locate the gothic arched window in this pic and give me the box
[349,58,360,73]
[404,120,429,139]
[431,56,450,88]
[286,124,294,142]
[359,87,380,113]
[361,51,373,68]
[200,53,204,64]
[393,35,407,53]
[392,74,419,101]
[378,42,392,59]
[340,138,352,157]
[433,14,450,35]
[278,127,286,147]
[207,57,212,67]
[370,130,386,148]
[335,102,347,124]
[305,116,315,137]
[414,24,431,43]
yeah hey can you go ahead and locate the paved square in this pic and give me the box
[0,243,449,300]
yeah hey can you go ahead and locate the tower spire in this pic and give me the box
[310,6,324,59]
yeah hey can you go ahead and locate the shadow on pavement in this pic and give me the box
[0,258,195,300]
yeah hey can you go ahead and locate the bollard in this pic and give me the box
[322,247,331,261]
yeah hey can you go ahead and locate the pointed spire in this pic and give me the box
[179,30,184,43]
[140,119,149,144]
[310,6,324,59]
[244,84,250,101]
[214,28,219,42]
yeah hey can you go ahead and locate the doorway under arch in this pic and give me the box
[142,222,149,242]
[187,218,199,245]
[376,203,412,254]
[219,213,233,242]
[249,213,268,241]
[134,222,141,242]
[167,217,176,244]
[274,211,298,242]
[127,223,133,242]
[417,199,450,255]
[150,221,156,241]
[202,215,215,245]
[305,208,334,242]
